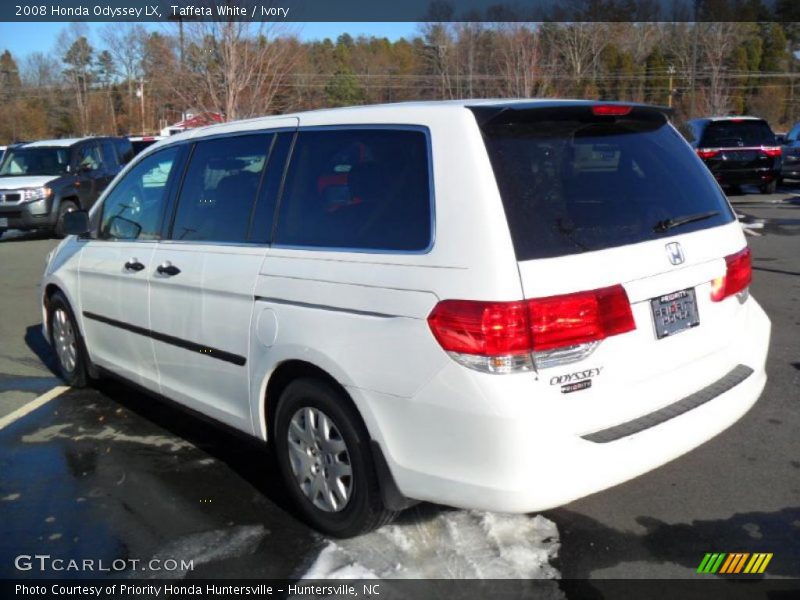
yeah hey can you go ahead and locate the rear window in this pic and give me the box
[477,107,735,261]
[700,120,775,148]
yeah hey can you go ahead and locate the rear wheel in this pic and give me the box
[47,291,88,388]
[760,180,777,194]
[273,378,397,537]
[54,200,78,238]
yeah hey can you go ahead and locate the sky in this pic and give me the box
[0,21,420,59]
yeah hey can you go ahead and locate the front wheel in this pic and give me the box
[760,180,777,194]
[47,291,88,388]
[54,200,79,238]
[273,378,397,537]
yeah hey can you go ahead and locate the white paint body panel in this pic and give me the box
[41,101,771,513]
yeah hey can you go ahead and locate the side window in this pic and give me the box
[170,134,271,243]
[788,125,800,142]
[99,146,180,241]
[100,141,120,169]
[76,144,101,171]
[249,132,292,244]
[275,129,432,252]
[115,139,135,164]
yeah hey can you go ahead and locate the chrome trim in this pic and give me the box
[254,296,398,319]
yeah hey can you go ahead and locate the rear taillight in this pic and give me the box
[761,146,782,157]
[427,285,636,374]
[528,285,636,351]
[696,149,720,159]
[591,104,632,117]
[711,247,752,302]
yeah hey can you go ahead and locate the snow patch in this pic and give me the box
[22,423,193,451]
[301,509,560,580]
[141,525,267,579]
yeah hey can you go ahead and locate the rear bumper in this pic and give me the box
[711,168,780,187]
[0,198,55,230]
[358,297,770,513]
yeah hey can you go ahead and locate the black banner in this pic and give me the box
[2,0,800,23]
[3,579,800,600]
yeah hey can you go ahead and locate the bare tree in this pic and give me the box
[20,52,61,88]
[101,23,147,129]
[495,23,544,98]
[551,23,609,95]
[698,23,750,115]
[177,20,297,120]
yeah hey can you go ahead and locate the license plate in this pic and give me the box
[724,150,757,162]
[651,288,699,339]
[0,218,7,228]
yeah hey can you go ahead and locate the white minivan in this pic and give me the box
[42,100,770,537]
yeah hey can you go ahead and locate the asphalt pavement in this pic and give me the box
[0,187,798,583]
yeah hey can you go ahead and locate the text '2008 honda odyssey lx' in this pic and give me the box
[42,100,770,537]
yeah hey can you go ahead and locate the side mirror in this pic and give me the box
[106,215,142,240]
[62,210,91,236]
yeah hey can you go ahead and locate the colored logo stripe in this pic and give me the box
[698,553,773,574]
[697,553,726,573]
[744,553,773,574]
[720,553,749,573]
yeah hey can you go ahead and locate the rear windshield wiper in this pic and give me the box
[653,210,719,233]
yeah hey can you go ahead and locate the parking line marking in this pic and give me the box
[0,386,69,430]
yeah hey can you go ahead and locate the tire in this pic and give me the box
[760,180,777,194]
[273,378,397,537]
[54,200,79,238]
[47,291,88,388]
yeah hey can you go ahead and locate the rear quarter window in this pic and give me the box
[274,128,432,252]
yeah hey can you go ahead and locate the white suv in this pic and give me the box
[42,100,770,537]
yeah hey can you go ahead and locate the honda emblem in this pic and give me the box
[666,242,685,266]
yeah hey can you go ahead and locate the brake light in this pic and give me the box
[761,146,782,157]
[427,300,531,357]
[591,105,632,117]
[696,149,720,159]
[528,285,636,351]
[710,247,752,302]
[427,285,636,373]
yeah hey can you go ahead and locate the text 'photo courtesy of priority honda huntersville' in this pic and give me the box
[40,100,771,538]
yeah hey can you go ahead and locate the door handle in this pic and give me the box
[124,258,145,272]
[156,262,181,276]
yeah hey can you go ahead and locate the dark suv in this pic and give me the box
[683,117,782,194]
[779,122,800,184]
[0,136,133,238]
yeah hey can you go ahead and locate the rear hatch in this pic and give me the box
[473,103,752,433]
[696,118,779,174]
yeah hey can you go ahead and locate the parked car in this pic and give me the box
[128,135,164,157]
[0,136,134,238]
[683,116,782,194]
[779,122,800,183]
[42,101,770,537]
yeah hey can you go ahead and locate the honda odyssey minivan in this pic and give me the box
[41,100,770,537]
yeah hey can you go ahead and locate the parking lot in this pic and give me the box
[1,187,799,582]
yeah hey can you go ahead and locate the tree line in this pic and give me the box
[0,20,798,144]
